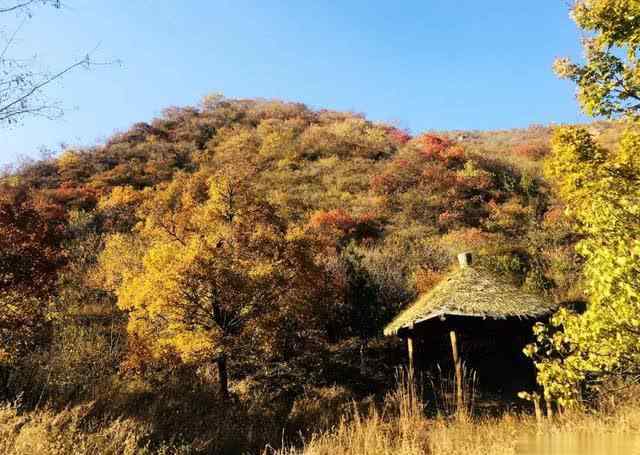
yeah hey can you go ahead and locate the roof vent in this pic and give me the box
[457,252,472,268]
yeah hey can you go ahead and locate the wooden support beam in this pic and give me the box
[449,330,464,414]
[407,335,415,375]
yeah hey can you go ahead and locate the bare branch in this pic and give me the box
[0,55,88,117]
[0,1,59,14]
[0,16,26,61]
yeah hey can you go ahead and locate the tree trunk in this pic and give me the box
[217,353,229,402]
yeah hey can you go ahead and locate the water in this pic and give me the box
[518,432,640,455]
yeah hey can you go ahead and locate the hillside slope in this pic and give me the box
[0,96,588,453]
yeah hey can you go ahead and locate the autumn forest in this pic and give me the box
[1,1,640,454]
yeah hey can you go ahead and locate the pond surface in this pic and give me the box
[517,432,640,455]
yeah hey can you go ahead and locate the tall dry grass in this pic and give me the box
[2,374,640,454]
[275,373,640,455]
[0,402,159,455]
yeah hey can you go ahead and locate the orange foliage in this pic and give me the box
[512,143,549,160]
[43,184,99,211]
[308,209,382,248]
[384,126,412,145]
[419,135,465,166]
[414,267,444,294]
[421,164,457,189]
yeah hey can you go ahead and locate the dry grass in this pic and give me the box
[0,402,159,455]
[2,378,640,454]
[276,406,640,455]
[275,376,640,455]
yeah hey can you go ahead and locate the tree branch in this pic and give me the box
[0,55,89,117]
[0,1,59,14]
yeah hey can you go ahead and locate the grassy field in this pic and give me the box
[276,380,640,455]
[2,377,639,455]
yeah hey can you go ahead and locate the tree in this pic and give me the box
[524,0,640,408]
[526,125,640,406]
[0,1,108,125]
[554,0,640,117]
[336,244,387,375]
[0,185,67,362]
[98,170,325,400]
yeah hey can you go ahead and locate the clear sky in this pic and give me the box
[0,1,587,166]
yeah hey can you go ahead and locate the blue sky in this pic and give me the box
[0,1,586,166]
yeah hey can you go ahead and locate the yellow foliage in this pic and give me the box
[56,150,82,171]
[98,185,144,210]
[97,167,321,369]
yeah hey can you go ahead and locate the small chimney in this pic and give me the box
[458,252,473,268]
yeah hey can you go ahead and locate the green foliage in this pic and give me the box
[524,2,640,407]
[527,125,640,407]
[555,0,640,117]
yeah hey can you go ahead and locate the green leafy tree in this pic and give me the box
[525,0,640,408]
[337,244,387,375]
[527,125,640,406]
[554,0,640,117]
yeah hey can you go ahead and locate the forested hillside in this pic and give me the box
[0,95,593,452]
[3,0,640,453]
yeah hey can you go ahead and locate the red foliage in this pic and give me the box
[371,134,503,232]
[512,143,549,160]
[308,209,382,248]
[384,126,412,145]
[371,172,402,194]
[0,187,68,299]
[420,134,453,155]
[413,135,466,168]
[44,184,99,211]
[437,208,466,229]
[421,163,457,190]
[372,135,475,197]
[310,209,354,231]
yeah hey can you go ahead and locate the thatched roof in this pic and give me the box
[384,265,557,336]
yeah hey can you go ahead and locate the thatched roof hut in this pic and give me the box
[384,252,557,410]
[384,253,557,336]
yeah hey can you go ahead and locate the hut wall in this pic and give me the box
[406,316,541,398]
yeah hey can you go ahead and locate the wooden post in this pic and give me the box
[449,330,463,414]
[407,335,415,376]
